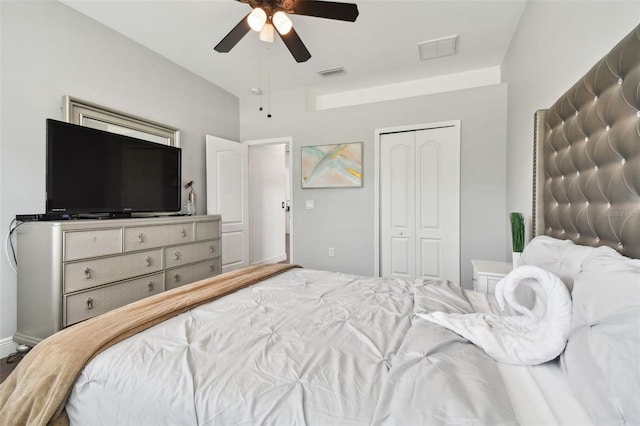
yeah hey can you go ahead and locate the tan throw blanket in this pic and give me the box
[0,263,300,426]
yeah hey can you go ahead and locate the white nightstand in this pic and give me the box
[471,260,513,294]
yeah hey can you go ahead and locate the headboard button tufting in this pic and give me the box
[540,25,640,258]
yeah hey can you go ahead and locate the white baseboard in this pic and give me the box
[0,336,17,359]
[251,253,287,266]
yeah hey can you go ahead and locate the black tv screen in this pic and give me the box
[46,119,181,216]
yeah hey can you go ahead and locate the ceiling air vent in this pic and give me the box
[418,35,458,61]
[318,66,346,77]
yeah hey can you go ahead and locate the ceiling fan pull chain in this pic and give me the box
[267,45,272,118]
[258,44,264,112]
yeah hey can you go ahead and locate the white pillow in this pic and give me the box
[561,246,640,425]
[519,236,594,291]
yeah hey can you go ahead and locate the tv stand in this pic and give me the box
[14,215,222,346]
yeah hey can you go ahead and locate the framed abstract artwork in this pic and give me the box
[301,142,363,188]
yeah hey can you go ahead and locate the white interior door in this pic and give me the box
[248,144,286,265]
[206,135,249,272]
[380,131,416,279]
[380,125,460,283]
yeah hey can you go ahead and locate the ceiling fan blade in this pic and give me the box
[277,26,311,63]
[214,13,251,52]
[291,0,359,22]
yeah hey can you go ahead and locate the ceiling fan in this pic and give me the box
[214,0,359,63]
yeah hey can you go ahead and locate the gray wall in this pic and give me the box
[502,0,640,252]
[0,1,239,350]
[240,84,509,287]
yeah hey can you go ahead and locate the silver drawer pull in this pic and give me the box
[210,264,215,272]
[148,281,154,291]
[174,273,180,283]
[86,298,94,310]
[209,246,215,253]
[181,229,187,237]
[146,256,152,266]
[84,267,92,279]
[174,251,181,260]
[138,232,144,243]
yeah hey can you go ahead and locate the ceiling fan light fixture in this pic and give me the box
[272,11,292,35]
[247,7,267,31]
[259,23,275,42]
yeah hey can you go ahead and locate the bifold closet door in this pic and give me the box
[380,126,459,283]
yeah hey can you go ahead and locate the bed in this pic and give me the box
[1,23,639,426]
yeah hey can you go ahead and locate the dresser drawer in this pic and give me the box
[64,228,122,261]
[195,220,220,241]
[64,249,163,293]
[64,272,164,326]
[165,259,221,290]
[123,223,194,252]
[164,239,221,269]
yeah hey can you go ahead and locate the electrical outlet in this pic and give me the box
[306,200,315,209]
[328,247,335,257]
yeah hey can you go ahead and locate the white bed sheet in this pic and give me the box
[498,361,594,426]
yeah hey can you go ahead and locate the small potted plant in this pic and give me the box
[510,212,525,267]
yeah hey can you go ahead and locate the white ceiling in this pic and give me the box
[60,0,527,99]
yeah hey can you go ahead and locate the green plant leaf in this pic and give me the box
[509,212,525,252]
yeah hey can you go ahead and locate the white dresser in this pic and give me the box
[14,215,222,346]
[471,259,513,294]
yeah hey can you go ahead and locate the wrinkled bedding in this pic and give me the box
[66,269,517,425]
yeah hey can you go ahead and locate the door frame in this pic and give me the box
[244,136,294,264]
[374,120,460,277]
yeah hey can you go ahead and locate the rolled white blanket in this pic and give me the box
[419,265,572,365]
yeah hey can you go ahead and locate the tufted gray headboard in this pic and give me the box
[536,24,640,259]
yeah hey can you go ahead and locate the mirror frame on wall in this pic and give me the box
[62,95,180,147]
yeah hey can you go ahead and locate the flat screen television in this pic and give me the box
[46,119,182,218]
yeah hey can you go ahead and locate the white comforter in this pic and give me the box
[66,269,517,425]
